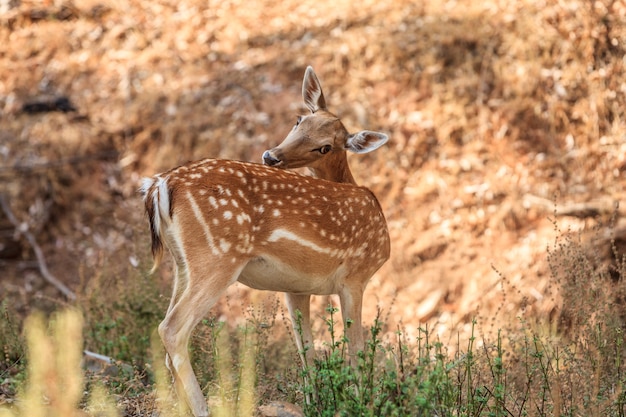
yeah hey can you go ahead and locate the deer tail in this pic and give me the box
[140,175,172,274]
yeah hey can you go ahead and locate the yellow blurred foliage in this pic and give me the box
[0,310,258,417]
[1,309,85,417]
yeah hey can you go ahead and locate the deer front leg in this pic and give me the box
[285,293,317,404]
[339,285,365,360]
[285,293,314,367]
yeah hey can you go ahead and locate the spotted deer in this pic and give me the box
[141,66,390,416]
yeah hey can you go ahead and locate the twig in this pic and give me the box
[83,350,115,365]
[0,194,76,300]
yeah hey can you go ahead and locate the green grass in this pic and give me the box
[1,219,625,416]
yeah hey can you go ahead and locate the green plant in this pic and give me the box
[0,301,26,401]
[287,212,626,417]
[296,306,459,416]
[81,270,166,365]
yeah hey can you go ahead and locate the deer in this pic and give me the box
[140,66,390,417]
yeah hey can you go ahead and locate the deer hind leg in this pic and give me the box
[167,262,187,315]
[285,293,314,367]
[159,264,244,417]
[164,262,188,372]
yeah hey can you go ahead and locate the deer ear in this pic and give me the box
[345,131,389,154]
[302,66,327,113]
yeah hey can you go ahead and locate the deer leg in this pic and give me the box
[285,293,314,366]
[167,262,187,315]
[164,262,188,372]
[285,293,316,404]
[159,296,208,416]
[339,285,365,360]
[159,266,242,417]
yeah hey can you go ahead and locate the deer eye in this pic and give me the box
[318,145,332,154]
[294,116,303,127]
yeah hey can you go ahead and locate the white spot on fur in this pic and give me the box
[220,239,231,253]
[236,213,251,224]
[224,211,233,220]
[267,229,334,255]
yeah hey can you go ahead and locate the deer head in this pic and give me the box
[263,66,388,184]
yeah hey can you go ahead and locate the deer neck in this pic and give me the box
[307,152,356,185]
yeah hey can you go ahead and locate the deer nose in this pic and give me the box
[262,150,281,166]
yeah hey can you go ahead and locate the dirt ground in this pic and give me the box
[1,0,625,356]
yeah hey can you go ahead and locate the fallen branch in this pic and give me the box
[0,150,118,179]
[522,194,624,218]
[0,194,76,300]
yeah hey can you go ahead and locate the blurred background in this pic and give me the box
[1,0,625,353]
